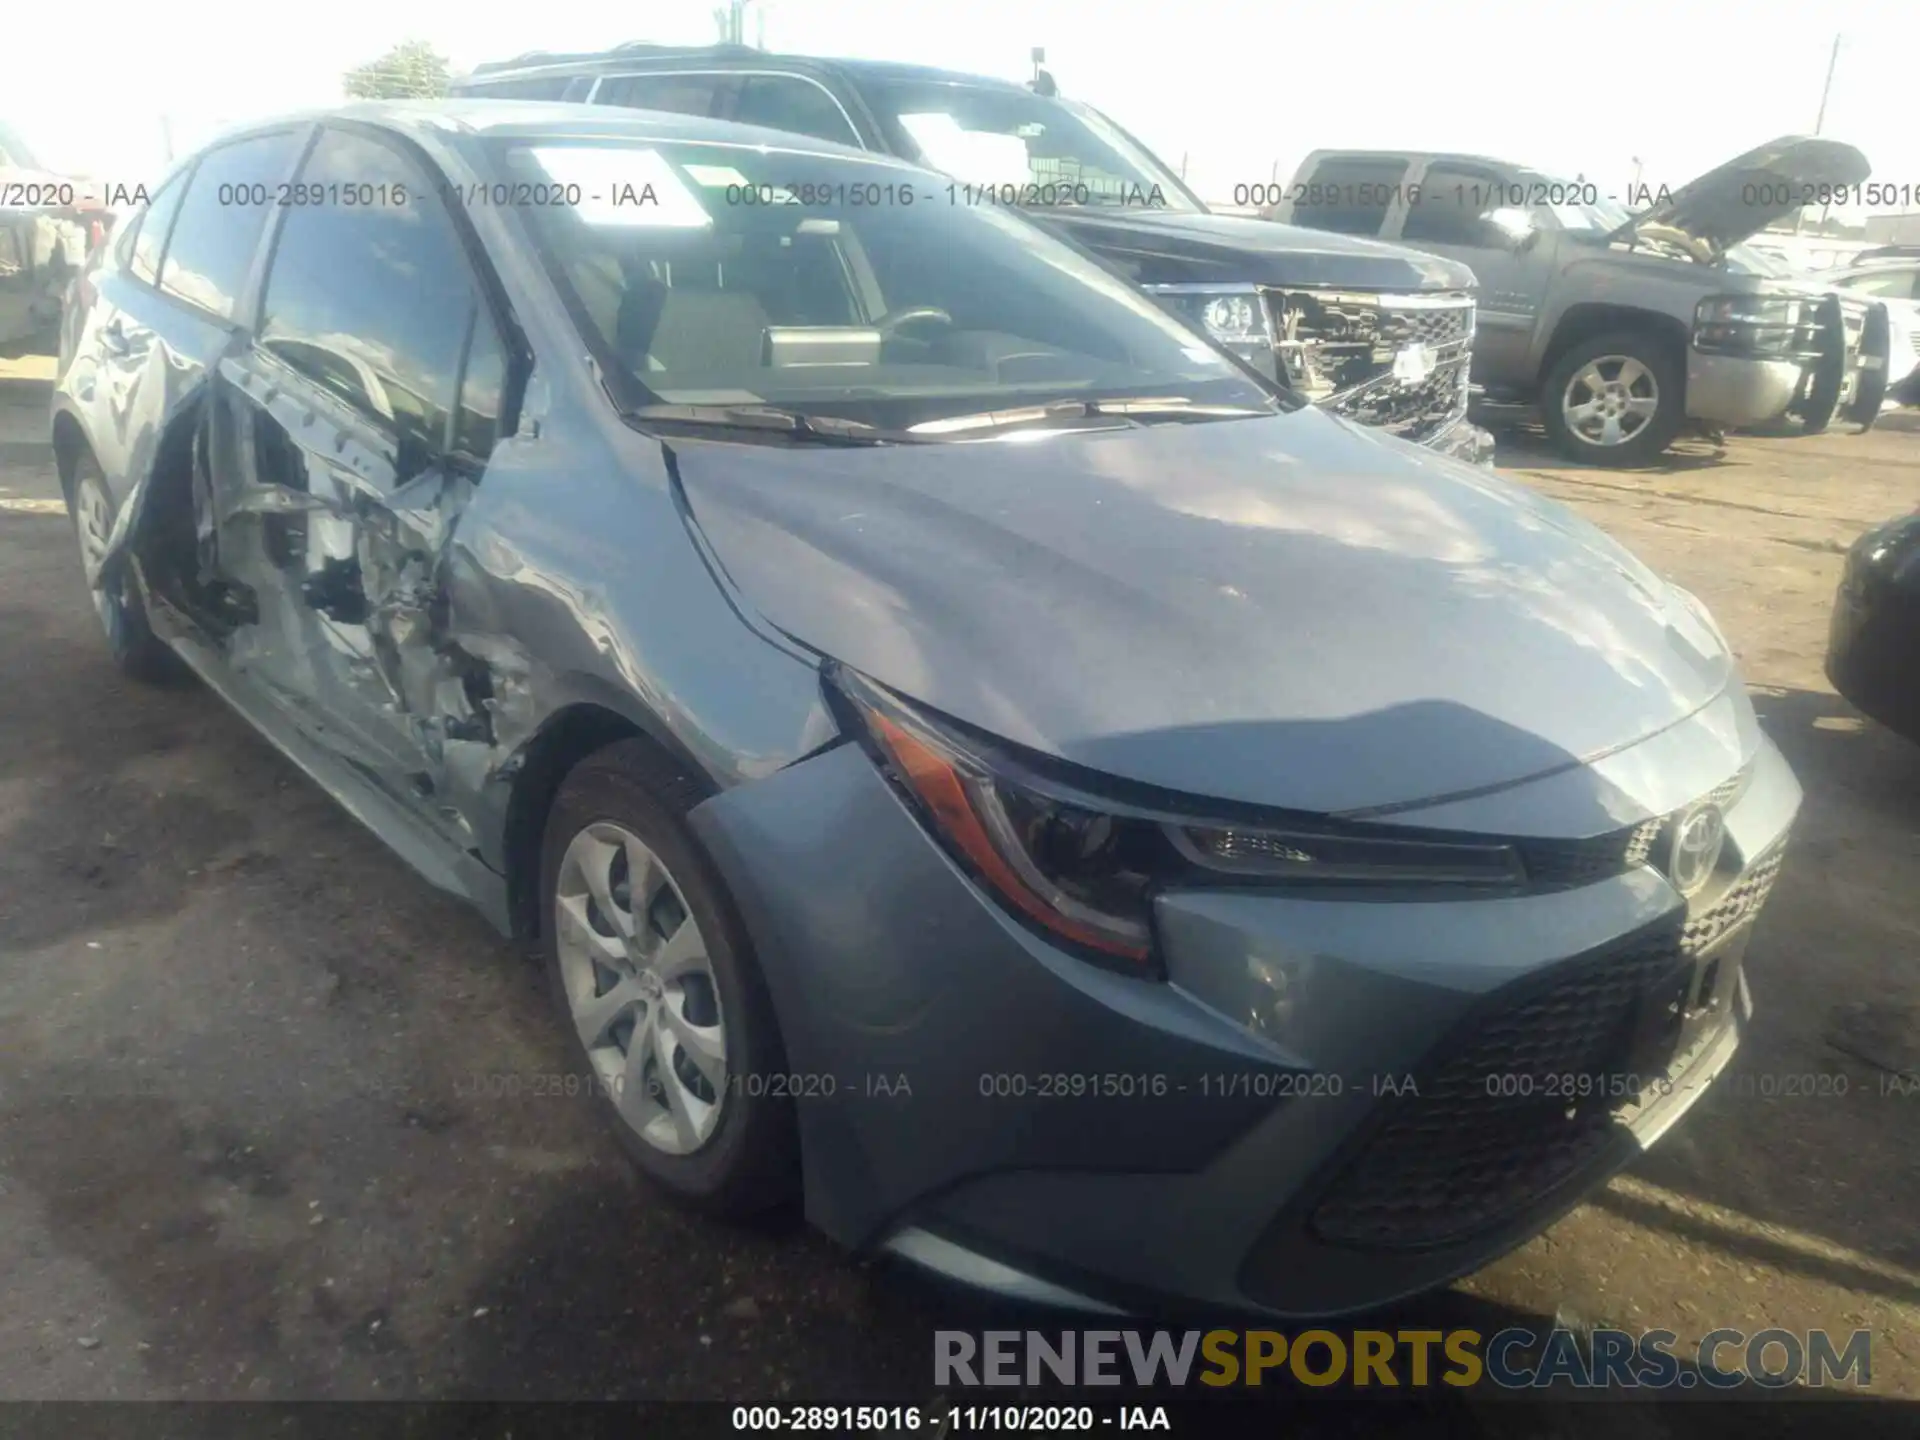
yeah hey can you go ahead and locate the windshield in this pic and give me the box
[491,137,1273,433]
[0,122,42,171]
[1520,172,1633,235]
[865,80,1198,213]
[1723,243,1796,278]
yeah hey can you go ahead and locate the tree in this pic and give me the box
[343,40,452,101]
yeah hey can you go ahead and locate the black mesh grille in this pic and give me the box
[1307,836,1785,1251]
[1683,844,1785,955]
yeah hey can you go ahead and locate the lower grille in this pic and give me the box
[1308,839,1784,1251]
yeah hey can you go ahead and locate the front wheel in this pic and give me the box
[1540,331,1686,467]
[68,455,177,681]
[539,739,799,1215]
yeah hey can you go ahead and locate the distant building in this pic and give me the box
[1863,212,1920,244]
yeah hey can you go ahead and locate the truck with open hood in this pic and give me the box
[1269,138,1892,465]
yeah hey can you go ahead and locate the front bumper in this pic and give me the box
[1425,416,1497,467]
[1686,351,1806,427]
[690,700,1800,1318]
[1687,295,1890,430]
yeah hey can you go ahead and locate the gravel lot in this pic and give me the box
[2,354,1916,1423]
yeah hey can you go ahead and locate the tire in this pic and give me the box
[1539,330,1686,467]
[67,453,178,682]
[539,738,799,1216]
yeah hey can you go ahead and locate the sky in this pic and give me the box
[8,0,1919,217]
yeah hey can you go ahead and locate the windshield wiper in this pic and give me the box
[907,397,1271,437]
[627,403,905,446]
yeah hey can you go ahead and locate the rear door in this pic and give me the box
[1392,159,1555,382]
[206,123,512,822]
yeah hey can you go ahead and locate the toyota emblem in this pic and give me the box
[1667,803,1726,897]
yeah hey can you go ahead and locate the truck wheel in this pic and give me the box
[1540,331,1685,467]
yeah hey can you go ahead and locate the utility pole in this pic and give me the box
[712,1,751,44]
[1796,34,1842,233]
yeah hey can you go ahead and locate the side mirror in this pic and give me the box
[1486,207,1539,252]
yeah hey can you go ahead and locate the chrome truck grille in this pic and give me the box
[1264,289,1476,445]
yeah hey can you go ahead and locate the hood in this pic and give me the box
[672,411,1734,816]
[1615,136,1870,256]
[1035,208,1477,292]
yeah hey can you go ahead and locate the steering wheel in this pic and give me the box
[876,306,953,338]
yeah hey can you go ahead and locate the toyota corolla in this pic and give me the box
[53,102,1800,1318]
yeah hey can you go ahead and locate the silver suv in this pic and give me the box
[1270,138,1892,464]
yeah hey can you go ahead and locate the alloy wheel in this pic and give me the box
[1562,355,1661,448]
[553,821,728,1155]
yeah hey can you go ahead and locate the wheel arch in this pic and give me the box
[499,696,718,945]
[50,408,92,500]
[1540,304,1691,395]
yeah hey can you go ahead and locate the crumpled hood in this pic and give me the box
[1037,208,1478,292]
[1617,136,1870,255]
[672,410,1734,815]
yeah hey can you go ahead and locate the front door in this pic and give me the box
[205,124,510,827]
[1394,161,1557,387]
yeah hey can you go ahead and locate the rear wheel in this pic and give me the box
[1540,331,1685,467]
[539,739,799,1215]
[68,455,176,681]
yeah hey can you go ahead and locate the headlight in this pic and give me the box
[1695,295,1807,327]
[1143,284,1278,379]
[832,669,1525,973]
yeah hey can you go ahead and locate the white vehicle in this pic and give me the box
[1830,258,1920,404]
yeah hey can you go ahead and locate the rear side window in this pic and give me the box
[258,127,505,476]
[1291,156,1408,236]
[130,177,190,285]
[732,76,859,146]
[464,75,573,100]
[158,130,306,320]
[595,73,724,116]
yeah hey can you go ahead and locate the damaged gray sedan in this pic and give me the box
[55,103,1801,1318]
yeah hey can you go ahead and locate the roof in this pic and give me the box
[203,99,908,166]
[457,43,1032,93]
[1300,147,1519,169]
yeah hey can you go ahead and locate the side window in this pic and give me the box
[130,176,190,285]
[158,130,306,320]
[732,76,859,146]
[258,128,506,478]
[595,73,722,117]
[1840,268,1920,301]
[469,75,572,100]
[1290,156,1408,236]
[1402,165,1515,248]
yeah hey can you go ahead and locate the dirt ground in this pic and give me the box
[1,353,1916,1426]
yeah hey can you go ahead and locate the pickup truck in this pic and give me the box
[1268,139,1892,465]
[451,44,1496,464]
